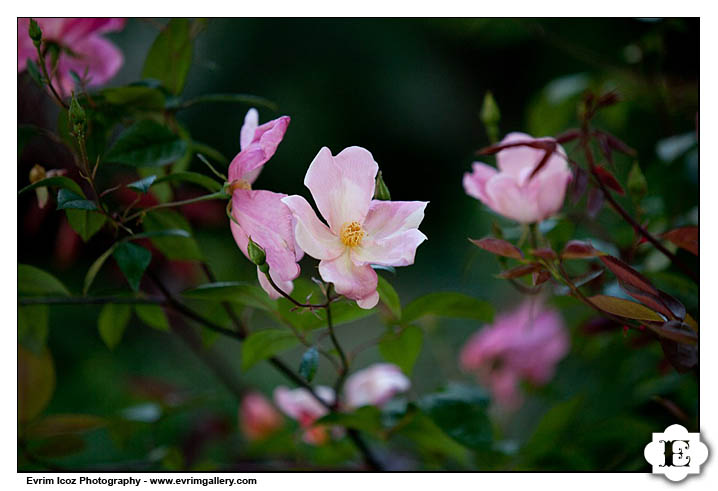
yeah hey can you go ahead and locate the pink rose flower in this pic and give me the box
[344,363,410,409]
[18,18,125,96]
[239,391,283,441]
[460,300,569,409]
[229,109,303,299]
[282,146,428,309]
[273,385,335,445]
[463,132,572,223]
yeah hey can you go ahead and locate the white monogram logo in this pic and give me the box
[644,424,708,482]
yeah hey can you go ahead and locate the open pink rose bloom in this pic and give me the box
[282,146,428,309]
[273,386,335,445]
[463,132,572,223]
[18,18,125,96]
[344,363,411,409]
[229,109,303,299]
[460,300,570,409]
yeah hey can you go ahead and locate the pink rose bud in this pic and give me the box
[239,392,283,441]
[18,18,126,96]
[463,132,572,223]
[344,363,411,409]
[282,146,428,309]
[460,300,569,409]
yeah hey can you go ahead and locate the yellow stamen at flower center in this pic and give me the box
[229,179,252,192]
[340,221,365,247]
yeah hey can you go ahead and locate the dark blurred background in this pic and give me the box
[18,18,699,471]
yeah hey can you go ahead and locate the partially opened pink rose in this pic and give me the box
[273,385,335,445]
[460,300,569,409]
[239,392,283,441]
[18,18,125,96]
[344,363,411,408]
[463,132,572,223]
[229,109,303,298]
[282,146,428,309]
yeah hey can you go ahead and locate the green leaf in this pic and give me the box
[25,414,106,439]
[173,93,278,111]
[125,229,191,241]
[241,329,299,371]
[134,305,170,332]
[588,295,665,322]
[154,171,223,192]
[377,276,401,319]
[394,406,468,461]
[113,242,152,291]
[105,120,188,167]
[97,304,132,350]
[56,189,97,211]
[379,325,423,375]
[298,347,319,382]
[18,346,55,423]
[65,209,107,242]
[521,395,583,460]
[18,264,70,296]
[401,292,494,324]
[190,142,228,166]
[182,282,276,312]
[26,59,43,87]
[127,175,157,194]
[100,86,166,110]
[142,19,193,95]
[142,209,203,261]
[418,384,492,450]
[83,245,117,295]
[18,305,49,354]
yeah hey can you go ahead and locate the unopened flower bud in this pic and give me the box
[68,94,87,136]
[247,237,267,268]
[29,164,46,184]
[480,91,501,143]
[374,171,391,201]
[28,19,42,48]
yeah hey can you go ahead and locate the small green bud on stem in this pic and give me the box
[247,237,268,269]
[68,94,87,137]
[480,91,501,144]
[374,171,391,201]
[29,19,42,48]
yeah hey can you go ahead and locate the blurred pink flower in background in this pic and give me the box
[460,300,570,409]
[463,132,571,223]
[282,146,427,309]
[18,18,125,96]
[228,109,303,299]
[239,392,284,441]
[273,386,335,445]
[344,363,410,408]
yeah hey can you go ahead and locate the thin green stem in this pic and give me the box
[124,191,229,223]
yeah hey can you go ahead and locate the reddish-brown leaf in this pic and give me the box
[531,248,557,260]
[619,281,674,321]
[477,138,555,156]
[594,165,625,195]
[533,269,552,286]
[570,166,588,203]
[660,338,698,373]
[528,143,558,180]
[561,240,604,259]
[587,187,604,217]
[497,263,543,279]
[662,226,698,256]
[469,237,524,259]
[599,255,658,295]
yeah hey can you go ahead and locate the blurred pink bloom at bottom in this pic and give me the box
[239,392,283,441]
[273,386,335,445]
[460,300,569,409]
[344,363,410,408]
